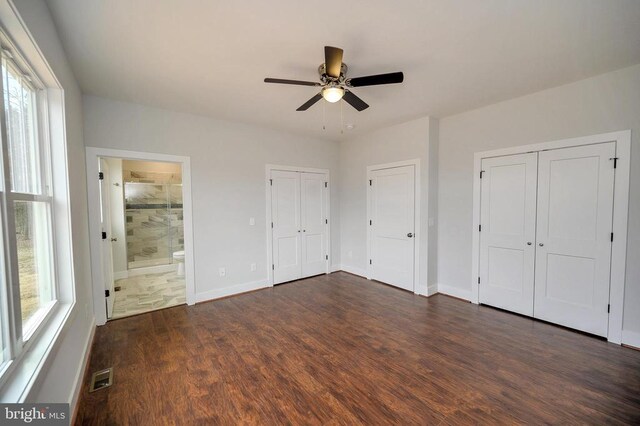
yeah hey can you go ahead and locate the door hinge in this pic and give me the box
[478,276,481,284]
[325,219,328,224]
[479,224,482,232]
[269,178,273,186]
[272,264,274,270]
[101,231,107,240]
[608,304,611,313]
[611,232,614,242]
[98,172,104,180]
[271,222,273,228]
[610,157,618,169]
[369,259,372,265]
[479,170,485,179]
[325,255,328,260]
[105,289,110,297]
[369,179,372,186]
[324,181,328,188]
[369,219,372,226]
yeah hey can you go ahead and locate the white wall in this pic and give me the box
[105,158,127,276]
[438,64,640,337]
[339,116,438,295]
[13,0,94,407]
[83,95,341,299]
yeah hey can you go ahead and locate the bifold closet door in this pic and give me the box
[300,172,328,278]
[479,153,538,316]
[369,165,415,291]
[533,142,616,336]
[271,170,302,284]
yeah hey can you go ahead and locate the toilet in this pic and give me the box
[172,250,185,277]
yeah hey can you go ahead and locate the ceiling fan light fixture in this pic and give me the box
[322,86,344,103]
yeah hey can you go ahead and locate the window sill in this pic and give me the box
[0,301,76,402]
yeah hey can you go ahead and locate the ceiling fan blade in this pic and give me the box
[324,46,343,78]
[343,90,369,111]
[347,72,404,87]
[296,93,323,111]
[264,78,320,87]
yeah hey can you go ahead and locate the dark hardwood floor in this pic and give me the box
[75,272,640,425]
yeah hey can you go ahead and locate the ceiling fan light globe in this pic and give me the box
[322,86,344,103]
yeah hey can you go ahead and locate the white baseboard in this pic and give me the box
[195,278,270,303]
[113,270,128,280]
[337,264,368,278]
[437,283,473,302]
[330,264,341,273]
[622,329,640,349]
[427,284,438,297]
[70,318,96,420]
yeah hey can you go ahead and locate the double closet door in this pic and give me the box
[479,142,616,337]
[271,170,329,284]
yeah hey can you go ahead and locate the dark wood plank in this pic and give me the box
[75,272,640,425]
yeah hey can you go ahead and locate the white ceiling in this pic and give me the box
[46,0,640,141]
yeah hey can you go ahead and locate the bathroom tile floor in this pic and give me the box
[111,271,186,319]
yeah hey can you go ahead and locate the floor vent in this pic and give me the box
[89,368,113,392]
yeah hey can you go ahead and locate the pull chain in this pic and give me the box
[322,100,326,131]
[340,98,344,134]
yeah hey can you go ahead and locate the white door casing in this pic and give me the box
[369,165,416,291]
[300,172,328,278]
[99,159,115,318]
[479,153,538,316]
[271,170,302,284]
[533,142,616,336]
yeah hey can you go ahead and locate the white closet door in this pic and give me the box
[479,153,538,316]
[534,142,615,336]
[370,165,415,291]
[271,171,301,284]
[300,172,328,278]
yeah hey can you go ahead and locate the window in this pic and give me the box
[0,45,57,371]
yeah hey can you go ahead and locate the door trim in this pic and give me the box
[86,147,196,326]
[366,159,421,293]
[471,130,631,344]
[265,164,331,286]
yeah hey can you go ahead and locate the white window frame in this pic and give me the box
[0,2,78,402]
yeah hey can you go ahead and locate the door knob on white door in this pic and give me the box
[539,243,544,247]
[527,242,532,245]
[407,233,413,238]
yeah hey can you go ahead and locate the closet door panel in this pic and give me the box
[300,172,327,277]
[534,142,615,336]
[479,153,538,316]
[271,171,302,284]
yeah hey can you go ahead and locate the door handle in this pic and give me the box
[539,243,544,247]
[527,242,532,245]
[407,233,413,238]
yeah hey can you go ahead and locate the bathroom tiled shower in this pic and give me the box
[124,169,184,269]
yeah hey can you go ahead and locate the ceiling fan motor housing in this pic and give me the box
[318,63,348,86]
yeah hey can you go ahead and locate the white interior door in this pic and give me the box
[300,172,328,278]
[271,170,302,284]
[534,142,616,336]
[99,159,115,318]
[369,165,415,291]
[479,153,538,316]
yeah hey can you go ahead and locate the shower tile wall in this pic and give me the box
[124,169,184,269]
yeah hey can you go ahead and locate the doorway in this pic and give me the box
[367,160,420,292]
[87,148,195,326]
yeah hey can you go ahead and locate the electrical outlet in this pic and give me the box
[250,263,256,271]
[219,267,226,277]
[249,217,255,226]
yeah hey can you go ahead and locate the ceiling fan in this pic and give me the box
[264,46,404,112]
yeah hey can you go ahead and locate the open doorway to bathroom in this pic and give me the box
[99,158,186,320]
